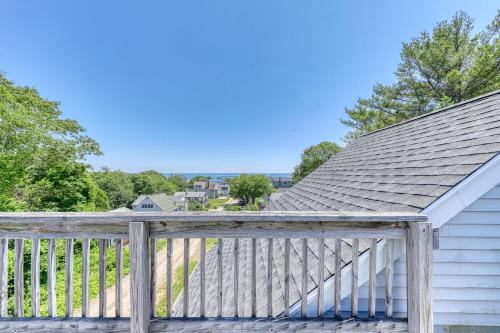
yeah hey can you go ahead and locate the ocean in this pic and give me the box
[164,172,291,181]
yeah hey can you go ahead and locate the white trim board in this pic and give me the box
[423,153,500,228]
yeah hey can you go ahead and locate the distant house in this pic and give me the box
[192,180,209,192]
[218,183,230,197]
[175,191,208,206]
[131,193,184,212]
[207,182,230,199]
[270,176,292,189]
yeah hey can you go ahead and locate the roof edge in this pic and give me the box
[422,152,500,228]
[362,89,500,137]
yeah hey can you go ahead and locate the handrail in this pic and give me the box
[0,211,425,238]
[0,211,432,333]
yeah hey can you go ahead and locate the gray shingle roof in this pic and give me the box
[132,193,177,211]
[269,91,500,212]
[175,91,500,317]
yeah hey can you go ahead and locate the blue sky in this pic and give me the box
[1,1,498,173]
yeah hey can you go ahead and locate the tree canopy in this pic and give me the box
[93,169,177,209]
[292,141,342,183]
[0,72,108,211]
[342,11,500,141]
[229,174,274,205]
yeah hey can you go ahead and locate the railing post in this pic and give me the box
[129,222,150,333]
[407,221,433,333]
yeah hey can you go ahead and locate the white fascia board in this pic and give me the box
[423,153,500,228]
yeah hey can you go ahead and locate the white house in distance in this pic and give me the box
[131,193,184,212]
[181,91,500,332]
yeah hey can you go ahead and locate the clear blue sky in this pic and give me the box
[1,1,497,173]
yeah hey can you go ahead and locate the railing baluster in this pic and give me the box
[48,238,57,317]
[65,239,74,317]
[251,238,257,318]
[301,238,308,318]
[150,238,157,317]
[183,238,190,318]
[233,238,239,317]
[99,239,107,317]
[385,239,394,318]
[115,239,123,317]
[368,238,377,318]
[31,239,40,317]
[267,238,273,317]
[166,238,173,318]
[200,238,206,317]
[217,238,223,317]
[81,239,90,317]
[334,239,342,318]
[284,238,290,317]
[317,238,325,318]
[0,238,6,317]
[351,238,359,318]
[14,239,24,317]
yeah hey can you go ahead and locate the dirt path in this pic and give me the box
[86,238,201,317]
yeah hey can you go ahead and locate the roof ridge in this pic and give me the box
[362,89,500,137]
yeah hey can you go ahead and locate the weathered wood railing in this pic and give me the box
[0,211,432,333]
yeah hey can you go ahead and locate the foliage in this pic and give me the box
[93,169,177,209]
[131,170,176,196]
[167,174,189,191]
[228,174,273,204]
[292,141,342,183]
[224,204,241,211]
[0,72,107,211]
[342,11,500,141]
[93,169,135,209]
[188,200,206,211]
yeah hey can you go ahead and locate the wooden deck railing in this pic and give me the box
[0,211,432,333]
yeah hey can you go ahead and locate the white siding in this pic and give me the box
[339,184,500,327]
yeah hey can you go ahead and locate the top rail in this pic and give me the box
[0,211,425,238]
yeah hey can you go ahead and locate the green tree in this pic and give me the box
[342,11,500,141]
[292,141,342,183]
[168,174,189,191]
[131,170,176,196]
[93,169,135,209]
[188,200,206,211]
[0,72,107,211]
[229,174,273,205]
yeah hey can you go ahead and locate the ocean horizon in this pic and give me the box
[164,172,291,180]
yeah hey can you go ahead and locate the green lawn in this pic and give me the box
[207,198,228,209]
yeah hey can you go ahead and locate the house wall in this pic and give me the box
[131,197,162,212]
[338,184,500,330]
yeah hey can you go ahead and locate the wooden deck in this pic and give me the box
[0,211,432,333]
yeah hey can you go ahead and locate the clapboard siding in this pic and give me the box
[341,184,500,327]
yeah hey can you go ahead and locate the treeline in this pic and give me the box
[92,169,191,209]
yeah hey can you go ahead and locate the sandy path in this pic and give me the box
[85,238,201,317]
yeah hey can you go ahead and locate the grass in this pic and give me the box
[207,198,228,209]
